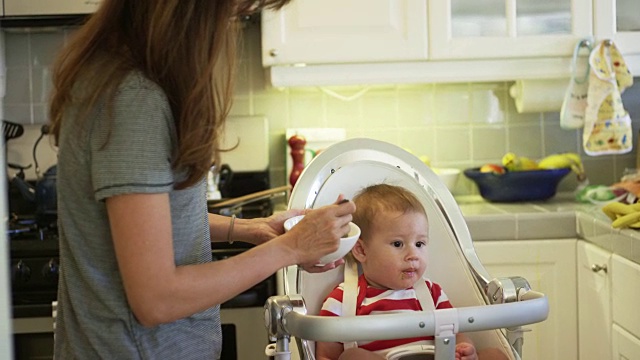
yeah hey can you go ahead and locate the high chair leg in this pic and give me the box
[434,334,456,360]
[506,325,531,358]
[265,342,291,360]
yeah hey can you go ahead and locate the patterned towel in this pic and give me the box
[583,40,633,155]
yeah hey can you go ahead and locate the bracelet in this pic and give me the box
[227,214,236,244]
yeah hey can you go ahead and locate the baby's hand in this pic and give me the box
[455,342,478,360]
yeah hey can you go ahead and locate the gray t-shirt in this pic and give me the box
[54,72,221,359]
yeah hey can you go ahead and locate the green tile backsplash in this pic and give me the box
[2,23,639,195]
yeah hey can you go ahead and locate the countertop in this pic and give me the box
[458,192,640,264]
[275,191,640,264]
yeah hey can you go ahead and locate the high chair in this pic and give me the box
[264,139,549,360]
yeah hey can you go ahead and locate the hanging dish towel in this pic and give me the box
[583,40,634,155]
[560,39,592,129]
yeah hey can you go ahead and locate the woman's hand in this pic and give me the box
[281,195,355,269]
[222,195,355,270]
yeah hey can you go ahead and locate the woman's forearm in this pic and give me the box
[208,213,265,245]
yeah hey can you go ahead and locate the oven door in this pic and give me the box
[14,307,272,360]
[214,250,276,360]
[220,307,271,360]
[13,311,54,360]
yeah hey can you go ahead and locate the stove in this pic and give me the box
[9,170,277,360]
[208,170,277,309]
[8,216,59,319]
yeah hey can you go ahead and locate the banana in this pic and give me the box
[602,202,635,220]
[520,157,539,170]
[563,153,585,174]
[612,211,640,228]
[601,202,640,228]
[538,152,586,180]
[502,152,539,171]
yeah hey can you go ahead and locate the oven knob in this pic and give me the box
[12,260,31,282]
[42,259,59,280]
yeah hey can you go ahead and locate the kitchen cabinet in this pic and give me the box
[574,250,640,359]
[473,239,577,360]
[594,0,640,57]
[3,0,100,16]
[428,0,592,60]
[611,253,640,359]
[261,0,427,66]
[577,241,611,360]
[612,324,640,359]
[261,0,640,87]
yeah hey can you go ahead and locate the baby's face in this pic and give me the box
[358,210,429,290]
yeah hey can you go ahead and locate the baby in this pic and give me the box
[315,184,508,360]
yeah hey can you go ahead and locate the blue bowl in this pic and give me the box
[463,167,571,202]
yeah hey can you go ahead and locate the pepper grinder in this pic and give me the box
[288,134,307,187]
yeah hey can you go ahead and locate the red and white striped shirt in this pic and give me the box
[319,274,453,353]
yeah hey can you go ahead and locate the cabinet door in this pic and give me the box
[594,0,640,56]
[612,254,640,339]
[474,239,577,360]
[577,241,611,360]
[4,0,100,16]
[428,0,592,60]
[612,324,640,359]
[261,0,428,66]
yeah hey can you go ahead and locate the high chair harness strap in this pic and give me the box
[341,257,436,351]
[342,256,359,350]
[414,277,436,312]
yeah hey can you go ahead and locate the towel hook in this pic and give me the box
[571,38,593,84]
[578,38,592,49]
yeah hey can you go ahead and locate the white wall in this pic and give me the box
[0,29,14,360]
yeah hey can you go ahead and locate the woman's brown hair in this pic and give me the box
[49,0,290,189]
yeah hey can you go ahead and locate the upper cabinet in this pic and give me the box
[261,0,640,87]
[262,0,428,66]
[3,0,100,16]
[594,0,640,55]
[429,0,592,60]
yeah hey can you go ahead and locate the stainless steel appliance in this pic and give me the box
[9,170,279,360]
[8,115,275,359]
[210,171,281,360]
[9,216,58,360]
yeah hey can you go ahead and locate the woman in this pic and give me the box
[49,1,355,358]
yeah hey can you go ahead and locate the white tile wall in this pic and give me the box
[2,22,639,194]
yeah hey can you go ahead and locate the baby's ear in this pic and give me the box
[351,239,366,262]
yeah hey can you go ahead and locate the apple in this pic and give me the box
[480,164,506,174]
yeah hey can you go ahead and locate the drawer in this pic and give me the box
[612,254,640,337]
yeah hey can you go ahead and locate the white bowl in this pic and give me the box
[284,215,361,266]
[433,168,461,192]
[283,214,305,232]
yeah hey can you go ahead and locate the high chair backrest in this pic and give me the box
[286,138,516,359]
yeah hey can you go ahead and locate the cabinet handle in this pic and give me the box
[269,49,279,57]
[591,264,608,273]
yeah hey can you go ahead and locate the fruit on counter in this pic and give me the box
[601,201,640,229]
[479,164,506,174]
[501,152,539,171]
[537,152,586,181]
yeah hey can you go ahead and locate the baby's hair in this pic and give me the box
[352,184,427,241]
